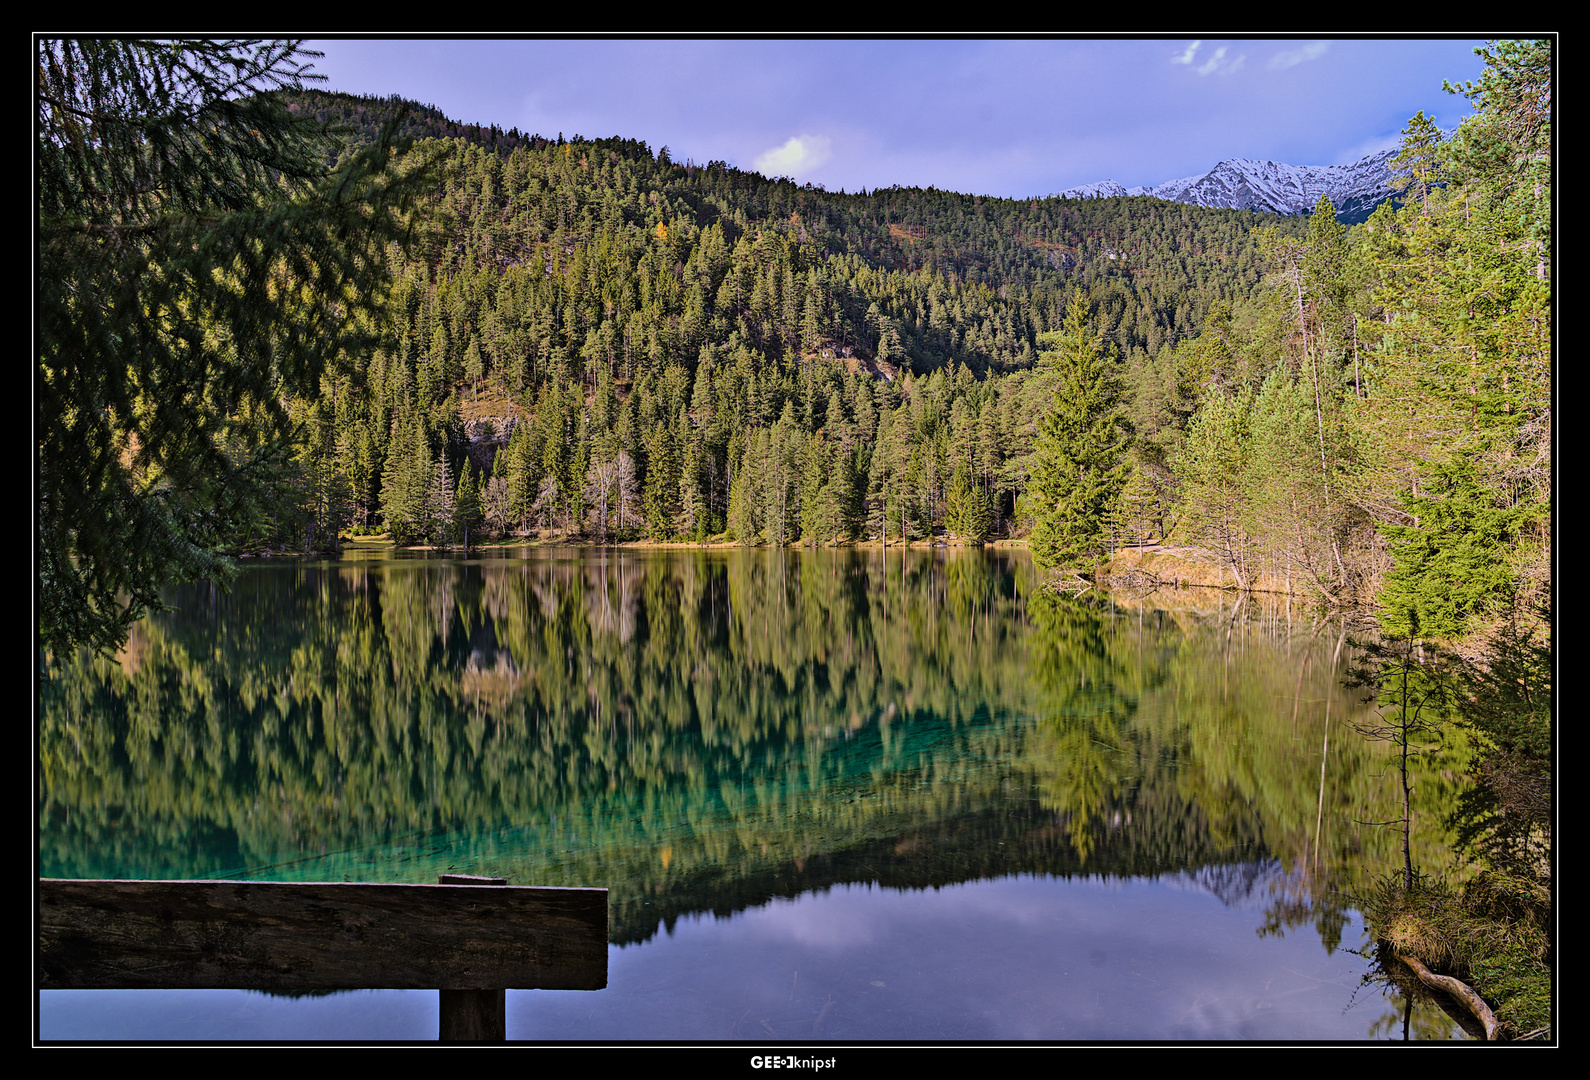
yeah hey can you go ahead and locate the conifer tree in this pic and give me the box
[455,462,483,552]
[1176,386,1255,589]
[1390,111,1447,213]
[728,436,763,544]
[945,461,991,543]
[37,39,423,661]
[799,435,828,545]
[643,425,680,539]
[380,411,433,544]
[1028,297,1133,571]
[1378,452,1523,641]
[1361,41,1551,633]
[1443,40,1551,282]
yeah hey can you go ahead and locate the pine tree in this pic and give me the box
[1390,111,1447,213]
[380,410,432,545]
[728,436,763,544]
[504,423,539,535]
[1028,298,1133,571]
[1176,386,1255,589]
[642,425,680,539]
[799,434,827,545]
[1362,42,1552,632]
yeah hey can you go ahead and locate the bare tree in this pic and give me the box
[614,451,642,538]
[584,457,619,541]
[483,476,512,538]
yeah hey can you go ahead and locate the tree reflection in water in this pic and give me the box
[40,547,1471,1039]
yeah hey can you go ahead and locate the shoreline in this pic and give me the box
[242,537,1364,605]
[249,535,1031,555]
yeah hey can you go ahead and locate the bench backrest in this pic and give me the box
[38,878,608,992]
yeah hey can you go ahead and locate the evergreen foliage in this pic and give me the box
[1028,298,1132,570]
[1175,384,1255,587]
[1379,452,1526,641]
[37,39,425,661]
[1362,39,1551,638]
[37,39,1552,1034]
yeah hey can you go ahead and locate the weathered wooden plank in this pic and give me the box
[38,879,607,992]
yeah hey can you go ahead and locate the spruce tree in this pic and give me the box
[728,436,763,544]
[946,461,991,544]
[1028,297,1132,572]
[455,463,484,553]
[1390,111,1447,212]
[1176,386,1255,589]
[1364,42,1552,634]
[1378,451,1527,642]
[37,39,422,661]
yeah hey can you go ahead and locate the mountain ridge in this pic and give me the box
[1056,146,1403,223]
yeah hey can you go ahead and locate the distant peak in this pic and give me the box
[1055,145,1403,222]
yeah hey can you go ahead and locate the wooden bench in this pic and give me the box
[38,875,608,1041]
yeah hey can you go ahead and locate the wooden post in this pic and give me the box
[438,874,508,1043]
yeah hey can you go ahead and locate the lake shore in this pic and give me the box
[297,533,1033,554]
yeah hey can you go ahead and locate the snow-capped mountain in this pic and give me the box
[1055,147,1401,222]
[1049,179,1132,200]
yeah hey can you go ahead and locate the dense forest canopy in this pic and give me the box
[159,86,1303,558]
[38,40,1551,662]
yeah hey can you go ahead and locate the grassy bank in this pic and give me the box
[1366,869,1552,1040]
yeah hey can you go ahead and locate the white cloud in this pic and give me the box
[1175,43,1244,76]
[1268,42,1329,70]
[753,134,833,179]
[1195,46,1245,76]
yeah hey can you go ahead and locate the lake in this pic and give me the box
[37,546,1473,1041]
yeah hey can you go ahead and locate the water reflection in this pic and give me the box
[38,547,1472,1039]
[549,873,1384,1042]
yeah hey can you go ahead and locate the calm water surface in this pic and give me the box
[38,547,1471,1041]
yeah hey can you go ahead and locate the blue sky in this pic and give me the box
[310,38,1491,199]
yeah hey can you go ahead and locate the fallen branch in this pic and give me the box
[1041,572,1093,597]
[1101,566,1169,590]
[1396,952,1501,1041]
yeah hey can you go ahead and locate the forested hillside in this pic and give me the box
[264,58,1550,646]
[40,42,1550,652]
[262,88,1305,559]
